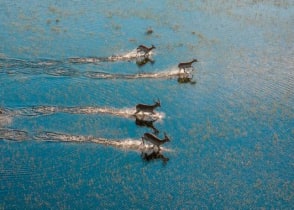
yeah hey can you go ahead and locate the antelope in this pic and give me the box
[178,59,198,73]
[137,45,156,57]
[134,99,161,115]
[142,132,170,151]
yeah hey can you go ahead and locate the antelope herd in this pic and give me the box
[134,44,198,160]
[0,43,198,163]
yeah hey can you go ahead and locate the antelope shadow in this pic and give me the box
[136,57,155,67]
[135,117,159,134]
[177,73,196,84]
[141,150,169,164]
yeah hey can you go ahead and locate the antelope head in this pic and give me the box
[154,98,161,107]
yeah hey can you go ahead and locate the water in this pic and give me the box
[1,0,294,209]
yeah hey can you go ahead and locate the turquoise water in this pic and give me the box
[1,0,294,209]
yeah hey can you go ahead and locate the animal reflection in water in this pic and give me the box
[177,72,196,84]
[141,150,169,164]
[135,117,159,134]
[136,57,155,67]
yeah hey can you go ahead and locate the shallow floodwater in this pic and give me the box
[1,1,293,209]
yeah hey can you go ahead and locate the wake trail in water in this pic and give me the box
[0,128,29,141]
[34,131,172,152]
[0,111,13,126]
[68,49,149,64]
[0,50,151,75]
[1,57,188,81]
[83,67,185,80]
[1,106,165,121]
[0,129,172,152]
[0,57,79,77]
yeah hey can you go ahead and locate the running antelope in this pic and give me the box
[142,132,170,150]
[137,45,155,57]
[178,59,198,73]
[134,99,160,115]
